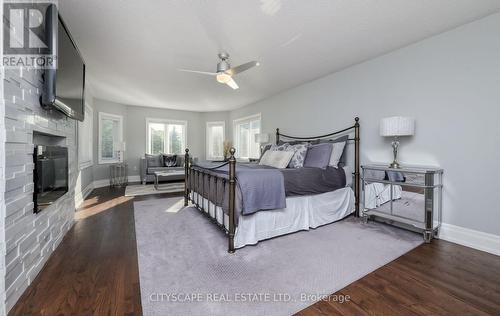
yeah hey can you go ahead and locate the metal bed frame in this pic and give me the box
[184,117,360,253]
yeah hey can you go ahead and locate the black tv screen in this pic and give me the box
[33,145,69,214]
[41,4,85,121]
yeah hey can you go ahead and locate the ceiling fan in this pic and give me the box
[178,52,260,90]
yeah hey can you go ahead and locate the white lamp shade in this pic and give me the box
[380,117,415,137]
[254,133,269,143]
[114,142,126,151]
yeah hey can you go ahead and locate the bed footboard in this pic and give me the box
[184,148,237,253]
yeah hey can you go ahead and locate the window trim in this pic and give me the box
[206,121,226,161]
[145,118,188,155]
[233,113,261,159]
[98,112,124,164]
[78,103,94,169]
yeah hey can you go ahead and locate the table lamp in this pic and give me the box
[380,117,415,168]
[254,133,270,154]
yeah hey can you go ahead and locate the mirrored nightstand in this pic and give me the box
[110,163,128,187]
[361,164,443,242]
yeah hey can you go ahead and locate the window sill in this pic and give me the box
[207,157,224,161]
[98,160,122,165]
[79,161,93,170]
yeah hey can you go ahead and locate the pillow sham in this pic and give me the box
[320,135,348,168]
[303,143,333,169]
[328,142,346,168]
[270,142,309,168]
[270,143,289,151]
[259,150,295,169]
[286,143,309,168]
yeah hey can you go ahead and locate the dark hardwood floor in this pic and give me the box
[8,186,178,316]
[9,187,500,316]
[296,240,500,316]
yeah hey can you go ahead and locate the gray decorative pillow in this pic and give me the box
[176,155,185,167]
[145,154,163,167]
[304,143,333,169]
[319,135,349,144]
[271,142,309,168]
[259,150,295,169]
[319,135,349,164]
[163,154,177,167]
[270,143,289,151]
[287,143,309,168]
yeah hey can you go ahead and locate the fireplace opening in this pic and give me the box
[33,145,69,213]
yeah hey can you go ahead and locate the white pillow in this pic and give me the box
[259,150,295,169]
[328,141,346,168]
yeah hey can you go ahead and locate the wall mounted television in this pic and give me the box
[40,4,85,122]
[33,145,69,214]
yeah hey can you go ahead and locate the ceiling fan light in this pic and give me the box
[216,73,231,84]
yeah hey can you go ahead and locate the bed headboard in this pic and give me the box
[275,117,360,216]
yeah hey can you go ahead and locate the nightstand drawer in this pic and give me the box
[386,171,425,185]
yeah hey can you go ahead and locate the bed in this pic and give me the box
[183,117,360,253]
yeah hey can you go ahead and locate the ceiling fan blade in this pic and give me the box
[178,69,217,76]
[226,77,239,90]
[225,61,259,76]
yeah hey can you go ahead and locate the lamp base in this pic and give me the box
[389,161,401,169]
[389,137,401,169]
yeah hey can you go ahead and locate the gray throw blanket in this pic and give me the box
[194,163,286,215]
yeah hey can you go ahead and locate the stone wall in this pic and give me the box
[1,67,77,313]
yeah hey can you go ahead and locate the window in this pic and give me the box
[146,118,187,155]
[233,114,261,159]
[98,112,124,164]
[78,104,93,169]
[206,121,225,160]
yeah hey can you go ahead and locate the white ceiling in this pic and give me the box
[59,0,500,112]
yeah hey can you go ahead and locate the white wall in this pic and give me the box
[91,99,206,181]
[230,12,500,236]
[74,83,96,202]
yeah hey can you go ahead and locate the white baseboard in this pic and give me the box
[75,182,94,207]
[128,175,141,183]
[93,179,110,189]
[439,223,500,256]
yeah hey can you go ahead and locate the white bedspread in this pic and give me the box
[193,187,355,249]
[235,187,355,248]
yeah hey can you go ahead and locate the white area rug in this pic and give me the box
[134,197,423,316]
[125,182,184,197]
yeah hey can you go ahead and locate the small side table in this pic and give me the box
[110,163,128,187]
[361,164,443,242]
